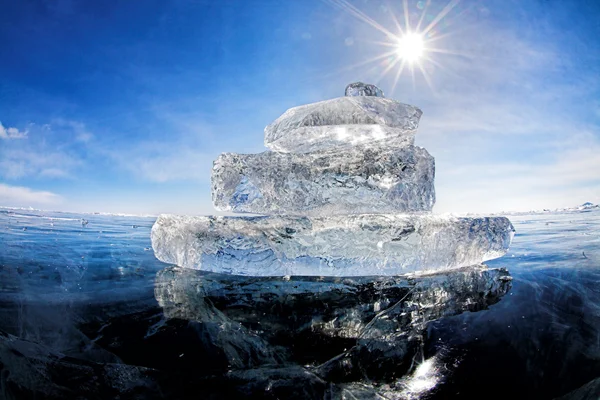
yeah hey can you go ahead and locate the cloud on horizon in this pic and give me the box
[0,183,63,207]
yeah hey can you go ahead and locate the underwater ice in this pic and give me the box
[264,96,422,153]
[153,264,511,389]
[155,265,512,341]
[151,214,514,276]
[212,144,435,216]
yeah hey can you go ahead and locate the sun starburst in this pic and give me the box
[396,32,424,63]
[323,0,464,95]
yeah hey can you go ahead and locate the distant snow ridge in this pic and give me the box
[579,202,599,210]
[151,82,515,276]
[494,202,600,216]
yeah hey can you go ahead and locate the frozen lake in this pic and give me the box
[0,207,598,399]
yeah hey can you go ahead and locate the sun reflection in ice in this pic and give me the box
[399,356,441,398]
[371,125,386,140]
[335,126,349,140]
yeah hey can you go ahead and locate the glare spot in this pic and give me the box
[371,125,386,140]
[396,32,424,63]
[399,357,441,397]
[336,126,349,140]
[379,176,394,189]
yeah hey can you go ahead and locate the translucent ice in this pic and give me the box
[212,144,435,216]
[155,265,512,340]
[151,214,515,276]
[344,82,385,97]
[264,96,423,153]
[154,265,511,385]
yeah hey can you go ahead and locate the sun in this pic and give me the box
[396,32,424,63]
[324,0,462,94]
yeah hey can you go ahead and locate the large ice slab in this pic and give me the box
[264,96,423,153]
[212,144,435,216]
[151,214,514,276]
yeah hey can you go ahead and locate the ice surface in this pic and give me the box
[212,144,435,215]
[0,330,158,399]
[151,214,514,276]
[345,81,385,97]
[264,96,423,153]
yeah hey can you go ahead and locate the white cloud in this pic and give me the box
[0,183,62,207]
[434,136,600,213]
[0,122,28,140]
[0,146,81,180]
[0,121,85,180]
[52,119,94,143]
[103,110,263,183]
[126,145,216,182]
[106,131,218,183]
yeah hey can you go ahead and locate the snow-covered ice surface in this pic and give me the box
[151,213,513,276]
[1,207,599,399]
[212,144,435,215]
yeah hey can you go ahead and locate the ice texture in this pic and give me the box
[264,96,423,153]
[345,82,385,97]
[151,214,514,276]
[154,265,511,386]
[212,144,435,216]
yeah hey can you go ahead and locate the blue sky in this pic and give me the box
[1,0,599,215]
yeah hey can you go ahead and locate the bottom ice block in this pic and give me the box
[151,214,514,276]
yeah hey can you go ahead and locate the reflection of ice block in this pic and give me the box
[151,214,515,276]
[155,265,512,337]
[154,265,511,383]
[212,145,435,216]
[264,97,423,153]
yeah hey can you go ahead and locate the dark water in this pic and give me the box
[0,207,598,399]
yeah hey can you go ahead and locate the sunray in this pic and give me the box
[410,63,416,90]
[359,39,402,48]
[337,49,399,71]
[390,59,407,95]
[424,22,480,44]
[402,0,411,33]
[424,4,477,42]
[416,62,435,93]
[427,47,475,59]
[422,54,461,79]
[422,0,461,36]
[315,49,400,80]
[375,56,401,85]
[385,1,405,37]
[416,0,432,32]
[324,0,397,39]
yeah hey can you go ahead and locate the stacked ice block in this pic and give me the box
[151,82,514,276]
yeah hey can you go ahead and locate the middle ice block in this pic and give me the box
[212,144,435,216]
